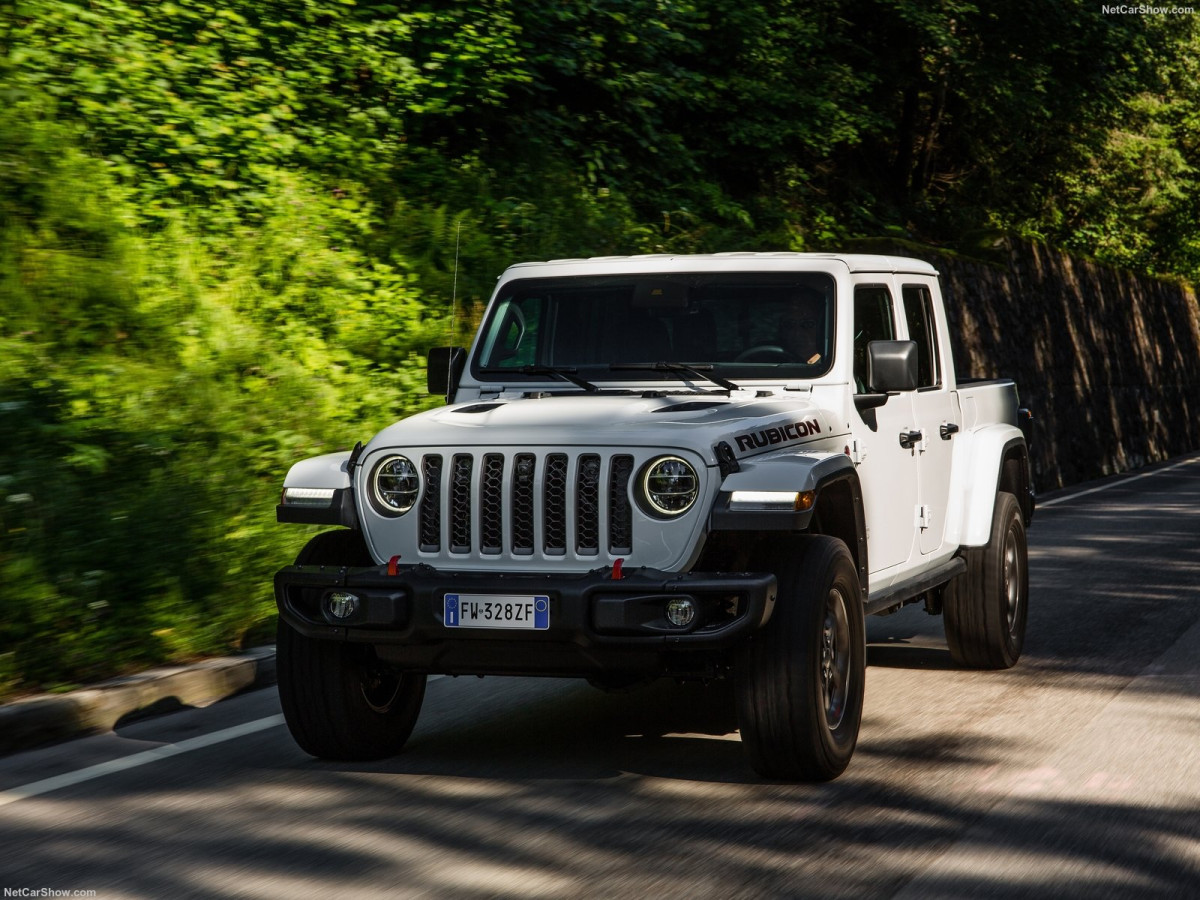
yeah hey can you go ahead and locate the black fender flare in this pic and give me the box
[708,453,868,601]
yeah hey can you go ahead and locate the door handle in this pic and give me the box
[940,422,960,440]
[899,430,923,450]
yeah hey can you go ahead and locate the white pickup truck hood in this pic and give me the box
[366,391,837,463]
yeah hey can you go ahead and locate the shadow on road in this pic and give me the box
[5,465,1200,896]
[4,704,1196,900]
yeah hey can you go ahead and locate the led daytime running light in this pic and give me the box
[729,490,815,511]
[282,487,336,508]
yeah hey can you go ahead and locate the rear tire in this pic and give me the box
[944,492,1028,669]
[277,530,426,760]
[736,536,865,781]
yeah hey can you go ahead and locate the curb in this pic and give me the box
[0,647,277,756]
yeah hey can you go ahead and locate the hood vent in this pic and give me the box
[652,401,728,413]
[453,403,505,414]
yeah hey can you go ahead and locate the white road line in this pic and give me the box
[1038,456,1200,508]
[0,714,286,808]
[2,674,449,807]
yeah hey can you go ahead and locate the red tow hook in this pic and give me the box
[612,558,624,580]
[387,555,401,576]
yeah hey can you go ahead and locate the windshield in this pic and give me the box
[473,272,836,385]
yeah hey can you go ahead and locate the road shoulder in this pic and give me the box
[0,647,276,756]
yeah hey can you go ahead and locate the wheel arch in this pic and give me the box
[277,450,359,526]
[999,443,1035,525]
[945,425,1033,547]
[294,528,374,567]
[809,471,869,603]
[706,452,869,601]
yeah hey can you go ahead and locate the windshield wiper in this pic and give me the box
[479,365,600,392]
[608,362,740,392]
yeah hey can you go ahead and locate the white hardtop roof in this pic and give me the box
[503,251,939,277]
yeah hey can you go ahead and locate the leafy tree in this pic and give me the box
[2,0,1199,697]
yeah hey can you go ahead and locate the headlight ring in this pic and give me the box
[638,455,699,518]
[370,455,419,516]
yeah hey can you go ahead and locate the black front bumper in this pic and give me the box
[274,563,777,678]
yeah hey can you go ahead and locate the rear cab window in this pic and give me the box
[901,284,942,389]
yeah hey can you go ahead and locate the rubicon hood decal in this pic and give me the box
[734,417,822,453]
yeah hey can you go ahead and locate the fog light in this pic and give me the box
[666,597,696,627]
[326,591,360,620]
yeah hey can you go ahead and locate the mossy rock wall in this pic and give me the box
[859,239,1200,490]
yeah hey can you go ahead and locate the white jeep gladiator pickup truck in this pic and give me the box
[274,252,1035,781]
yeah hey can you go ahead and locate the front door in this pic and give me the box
[851,282,919,582]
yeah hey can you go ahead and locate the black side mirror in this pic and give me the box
[866,340,918,393]
[427,346,467,398]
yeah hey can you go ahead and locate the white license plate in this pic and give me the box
[443,594,550,630]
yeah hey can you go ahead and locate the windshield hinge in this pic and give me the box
[714,441,741,478]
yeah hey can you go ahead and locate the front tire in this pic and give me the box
[277,530,427,760]
[943,491,1028,669]
[736,536,865,781]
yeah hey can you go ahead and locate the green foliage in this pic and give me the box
[829,1,1200,276]
[0,84,449,696]
[2,0,1200,697]
[1031,19,1200,278]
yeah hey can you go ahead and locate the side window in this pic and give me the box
[479,297,540,367]
[902,285,941,388]
[853,285,896,391]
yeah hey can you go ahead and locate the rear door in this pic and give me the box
[900,281,960,557]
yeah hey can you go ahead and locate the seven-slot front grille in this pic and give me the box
[414,451,636,559]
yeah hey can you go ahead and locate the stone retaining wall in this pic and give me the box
[923,241,1200,490]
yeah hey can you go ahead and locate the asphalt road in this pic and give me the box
[2,457,1199,899]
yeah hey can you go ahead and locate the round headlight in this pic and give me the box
[371,455,419,515]
[640,456,699,517]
